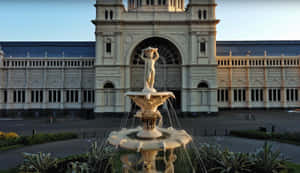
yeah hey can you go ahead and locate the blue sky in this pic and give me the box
[0,0,299,41]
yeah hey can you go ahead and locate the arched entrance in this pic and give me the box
[130,37,182,108]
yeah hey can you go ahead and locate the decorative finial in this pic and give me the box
[264,50,267,56]
[0,45,4,57]
[247,50,251,56]
[229,49,232,56]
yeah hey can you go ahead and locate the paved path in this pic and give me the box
[1,136,300,170]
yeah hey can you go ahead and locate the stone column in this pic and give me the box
[246,56,250,108]
[280,56,286,108]
[95,33,104,65]
[208,33,217,65]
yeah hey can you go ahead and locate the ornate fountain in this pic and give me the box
[108,47,192,173]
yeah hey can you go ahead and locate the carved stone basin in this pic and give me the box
[125,91,175,139]
[108,127,192,152]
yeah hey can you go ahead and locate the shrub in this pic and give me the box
[19,152,58,173]
[230,130,272,140]
[253,142,287,173]
[209,151,254,173]
[0,132,19,140]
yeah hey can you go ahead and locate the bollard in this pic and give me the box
[272,125,275,133]
[32,129,36,136]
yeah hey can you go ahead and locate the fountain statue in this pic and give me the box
[108,47,192,173]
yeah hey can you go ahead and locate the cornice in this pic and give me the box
[92,20,220,26]
[187,4,218,8]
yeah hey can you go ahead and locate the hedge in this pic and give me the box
[0,132,78,151]
[230,130,300,145]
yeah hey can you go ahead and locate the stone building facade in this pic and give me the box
[93,0,219,115]
[0,0,299,116]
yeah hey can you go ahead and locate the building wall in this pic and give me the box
[216,55,300,109]
[93,0,219,114]
[0,57,95,111]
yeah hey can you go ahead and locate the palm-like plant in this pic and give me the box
[254,142,287,173]
[20,152,58,173]
[209,151,254,173]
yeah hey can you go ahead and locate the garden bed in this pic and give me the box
[230,129,300,146]
[0,132,78,152]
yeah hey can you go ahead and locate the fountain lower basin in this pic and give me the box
[108,127,192,152]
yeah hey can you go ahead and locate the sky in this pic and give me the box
[0,0,299,41]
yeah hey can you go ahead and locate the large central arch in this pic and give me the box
[130,37,182,107]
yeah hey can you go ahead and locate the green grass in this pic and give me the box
[285,162,300,173]
[230,130,300,146]
[0,144,24,152]
[0,168,18,173]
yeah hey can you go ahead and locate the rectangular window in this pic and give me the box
[88,90,92,102]
[58,91,61,103]
[238,89,242,102]
[13,91,16,103]
[35,91,39,103]
[92,91,95,103]
[200,42,206,53]
[106,43,111,53]
[53,90,57,103]
[22,91,25,103]
[66,91,70,103]
[291,89,295,101]
[203,10,207,19]
[277,89,281,101]
[31,91,34,103]
[49,91,52,103]
[256,89,259,101]
[4,90,7,103]
[269,89,272,101]
[75,91,79,102]
[234,89,237,102]
[71,91,74,102]
[260,89,264,101]
[217,90,220,102]
[251,89,255,101]
[286,89,290,101]
[296,89,299,101]
[40,90,43,103]
[225,89,229,101]
[83,90,87,102]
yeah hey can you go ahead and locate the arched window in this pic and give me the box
[198,82,209,88]
[104,82,114,89]
[110,10,113,20]
[198,81,209,105]
[103,82,115,106]
[105,10,108,20]
[203,10,207,19]
[198,10,202,19]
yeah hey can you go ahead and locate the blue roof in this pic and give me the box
[216,41,300,56]
[0,42,95,58]
[0,41,300,58]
